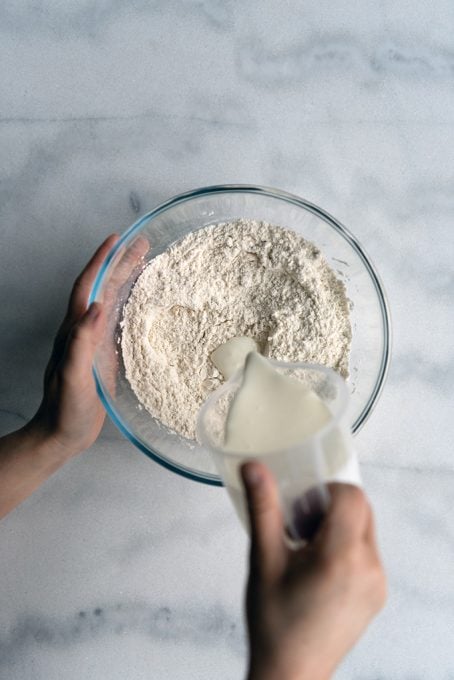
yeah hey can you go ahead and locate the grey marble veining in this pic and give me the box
[1,1,454,678]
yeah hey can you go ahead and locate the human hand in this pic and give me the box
[0,233,154,518]
[242,463,386,680]
[28,234,119,459]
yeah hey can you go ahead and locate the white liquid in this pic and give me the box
[210,336,258,380]
[225,352,332,453]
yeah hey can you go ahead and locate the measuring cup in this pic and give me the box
[197,359,360,544]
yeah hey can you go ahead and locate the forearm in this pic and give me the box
[0,424,69,519]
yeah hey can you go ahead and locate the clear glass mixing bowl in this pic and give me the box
[89,185,391,486]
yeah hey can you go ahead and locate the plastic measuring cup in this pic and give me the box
[197,359,360,543]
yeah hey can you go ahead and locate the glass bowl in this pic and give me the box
[89,185,391,486]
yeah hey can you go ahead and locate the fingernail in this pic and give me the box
[86,302,101,321]
[242,463,263,487]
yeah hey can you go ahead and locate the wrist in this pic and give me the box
[248,668,330,680]
[22,418,78,463]
[248,653,332,680]
[248,668,315,680]
[0,420,73,519]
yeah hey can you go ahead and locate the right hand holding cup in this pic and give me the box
[242,462,386,680]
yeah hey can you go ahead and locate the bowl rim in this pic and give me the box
[89,183,392,486]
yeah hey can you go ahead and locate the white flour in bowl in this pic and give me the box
[121,219,351,439]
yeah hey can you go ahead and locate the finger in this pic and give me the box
[316,483,370,554]
[104,235,150,307]
[242,461,286,584]
[116,235,149,282]
[100,236,150,396]
[66,234,119,325]
[48,235,118,369]
[363,501,383,567]
[52,234,118,361]
[61,302,106,383]
[362,501,387,609]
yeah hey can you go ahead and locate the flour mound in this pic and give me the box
[121,219,351,439]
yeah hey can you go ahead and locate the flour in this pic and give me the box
[121,219,352,440]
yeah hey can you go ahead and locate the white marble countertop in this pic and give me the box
[1,2,453,678]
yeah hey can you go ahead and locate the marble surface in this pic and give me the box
[1,1,454,678]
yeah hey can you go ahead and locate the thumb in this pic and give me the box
[62,302,105,382]
[242,461,286,584]
[315,483,370,557]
